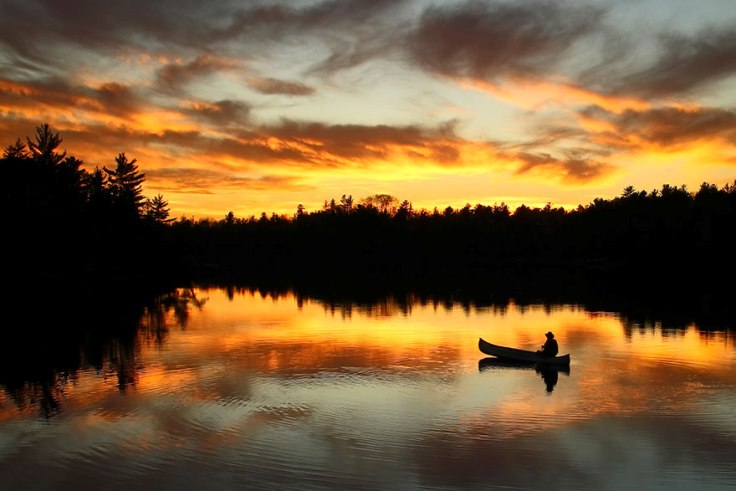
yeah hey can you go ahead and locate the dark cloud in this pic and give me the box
[0,77,143,117]
[95,83,144,116]
[32,117,467,171]
[581,105,736,147]
[407,1,605,82]
[0,77,75,111]
[584,26,736,99]
[186,99,251,126]
[157,55,236,92]
[0,75,252,133]
[3,0,736,104]
[0,0,230,72]
[0,0,402,64]
[2,71,454,171]
[261,119,465,165]
[161,118,474,170]
[19,122,297,174]
[247,77,315,96]
[227,0,401,33]
[0,0,412,113]
[52,126,208,165]
[513,126,597,152]
[222,0,407,75]
[145,167,306,193]
[496,122,615,181]
[511,151,614,182]
[403,1,736,101]
[212,136,312,166]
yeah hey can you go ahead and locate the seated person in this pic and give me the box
[537,331,559,357]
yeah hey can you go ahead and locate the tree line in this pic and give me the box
[175,184,736,290]
[3,124,735,292]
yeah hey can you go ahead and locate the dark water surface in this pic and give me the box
[1,286,735,490]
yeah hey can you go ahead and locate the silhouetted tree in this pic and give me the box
[362,194,398,214]
[27,123,65,166]
[2,124,177,290]
[3,138,28,159]
[143,194,173,224]
[340,194,354,214]
[104,153,145,221]
[81,167,113,218]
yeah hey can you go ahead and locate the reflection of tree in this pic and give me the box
[2,374,67,419]
[186,282,736,334]
[142,287,207,332]
[140,303,170,349]
[105,337,140,393]
[0,286,205,416]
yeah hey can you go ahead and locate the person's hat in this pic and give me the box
[545,331,554,337]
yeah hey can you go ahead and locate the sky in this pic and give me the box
[1,0,735,219]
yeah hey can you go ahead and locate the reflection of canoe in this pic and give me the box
[478,338,571,366]
[478,357,569,393]
[478,357,571,375]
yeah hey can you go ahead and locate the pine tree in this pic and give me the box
[27,123,65,166]
[143,194,173,223]
[104,153,145,220]
[3,138,29,159]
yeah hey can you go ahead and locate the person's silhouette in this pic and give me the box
[536,331,558,357]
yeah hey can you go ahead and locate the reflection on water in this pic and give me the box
[1,286,735,490]
[478,357,570,393]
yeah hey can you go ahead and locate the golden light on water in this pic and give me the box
[165,289,734,372]
[625,326,735,364]
[2,289,732,427]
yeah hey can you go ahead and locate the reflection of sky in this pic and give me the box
[0,288,735,489]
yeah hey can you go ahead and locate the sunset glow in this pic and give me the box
[1,0,735,219]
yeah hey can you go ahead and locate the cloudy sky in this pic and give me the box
[1,0,735,219]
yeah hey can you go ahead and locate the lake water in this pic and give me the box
[1,286,735,490]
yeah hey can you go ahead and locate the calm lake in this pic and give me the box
[1,286,735,490]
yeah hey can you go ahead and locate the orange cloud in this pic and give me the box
[462,77,651,113]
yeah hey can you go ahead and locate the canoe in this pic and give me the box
[478,338,571,366]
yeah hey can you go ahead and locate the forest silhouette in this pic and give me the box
[3,124,735,299]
